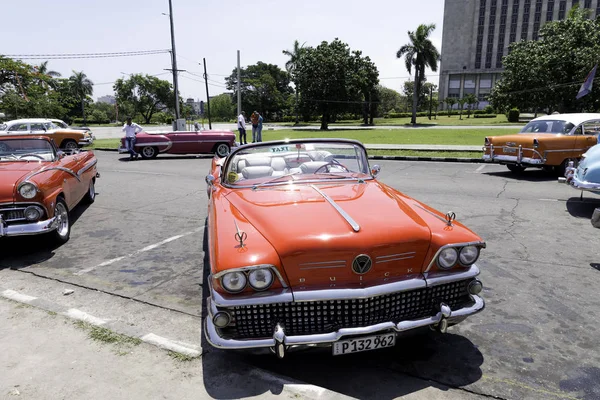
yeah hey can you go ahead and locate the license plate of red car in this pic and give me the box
[503,146,516,154]
[332,333,396,355]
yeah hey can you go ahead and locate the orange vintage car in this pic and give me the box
[483,113,600,174]
[204,139,486,358]
[0,135,99,243]
[0,119,94,151]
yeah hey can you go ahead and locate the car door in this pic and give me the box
[578,120,600,155]
[58,152,85,209]
[167,132,202,154]
[7,123,29,134]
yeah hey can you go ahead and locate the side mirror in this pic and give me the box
[57,150,66,159]
[205,175,216,197]
[371,164,381,177]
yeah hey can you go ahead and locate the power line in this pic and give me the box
[94,72,171,86]
[4,49,170,60]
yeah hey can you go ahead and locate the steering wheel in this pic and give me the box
[18,153,45,160]
[314,159,351,174]
[0,143,9,152]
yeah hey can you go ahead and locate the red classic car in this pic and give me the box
[0,135,99,243]
[204,139,485,358]
[119,129,236,159]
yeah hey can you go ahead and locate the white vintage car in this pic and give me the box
[0,119,94,150]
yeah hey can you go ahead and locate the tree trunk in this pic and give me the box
[362,99,368,125]
[411,70,419,125]
[369,91,374,125]
[81,98,86,125]
[320,112,329,130]
[294,90,299,125]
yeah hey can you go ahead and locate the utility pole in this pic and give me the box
[167,0,181,126]
[203,58,212,129]
[237,50,241,115]
[428,85,433,120]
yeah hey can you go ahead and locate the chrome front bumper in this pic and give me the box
[559,169,600,192]
[204,266,485,355]
[482,145,545,165]
[79,138,94,146]
[0,217,57,237]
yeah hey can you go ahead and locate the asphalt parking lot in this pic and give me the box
[2,151,600,400]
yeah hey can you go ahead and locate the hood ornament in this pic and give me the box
[445,212,456,226]
[233,220,247,248]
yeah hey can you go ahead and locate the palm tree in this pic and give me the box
[69,71,94,124]
[457,98,467,120]
[282,40,305,125]
[463,94,478,118]
[33,61,61,89]
[37,61,61,78]
[396,24,440,125]
[445,97,457,117]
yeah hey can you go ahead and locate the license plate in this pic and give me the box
[332,333,396,355]
[503,146,516,154]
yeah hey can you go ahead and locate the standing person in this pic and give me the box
[250,111,259,143]
[256,112,263,142]
[237,111,247,145]
[122,116,143,160]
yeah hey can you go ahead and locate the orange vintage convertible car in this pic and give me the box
[0,135,99,243]
[483,113,600,174]
[204,138,486,358]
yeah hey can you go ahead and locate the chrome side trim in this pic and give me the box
[134,141,171,147]
[375,256,415,263]
[376,252,415,259]
[424,242,486,273]
[299,260,346,270]
[299,265,346,270]
[204,294,485,350]
[299,260,346,266]
[212,264,289,288]
[413,204,449,224]
[310,184,360,232]
[24,167,80,182]
[77,159,98,177]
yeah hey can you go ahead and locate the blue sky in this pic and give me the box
[2,0,445,101]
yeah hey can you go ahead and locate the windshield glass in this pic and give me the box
[0,138,56,162]
[224,141,370,187]
[519,120,575,134]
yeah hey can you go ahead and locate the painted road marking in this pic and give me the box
[74,226,205,276]
[539,198,559,202]
[476,165,486,173]
[2,289,37,303]
[141,333,201,357]
[66,308,108,325]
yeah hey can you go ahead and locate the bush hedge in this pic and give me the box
[507,108,520,122]
[473,114,498,118]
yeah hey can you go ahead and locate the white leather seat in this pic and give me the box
[241,166,274,179]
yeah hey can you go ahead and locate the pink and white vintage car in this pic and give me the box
[119,130,236,159]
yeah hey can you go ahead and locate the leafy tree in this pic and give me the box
[396,24,440,124]
[457,97,467,120]
[294,39,379,130]
[403,80,438,112]
[463,94,478,118]
[209,93,235,121]
[113,74,175,124]
[282,40,306,124]
[69,71,94,124]
[226,62,292,121]
[377,85,402,115]
[445,97,457,116]
[490,7,600,112]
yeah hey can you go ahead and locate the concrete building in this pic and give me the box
[438,0,600,109]
[97,95,116,105]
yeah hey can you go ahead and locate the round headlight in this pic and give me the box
[459,245,480,265]
[221,271,247,293]
[248,268,274,291]
[438,247,458,269]
[18,182,38,199]
[24,206,43,221]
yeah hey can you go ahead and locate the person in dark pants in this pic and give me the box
[122,117,142,160]
[237,111,247,145]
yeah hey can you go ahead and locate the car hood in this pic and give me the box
[0,163,41,203]
[225,181,432,290]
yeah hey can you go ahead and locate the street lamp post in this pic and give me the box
[164,0,180,125]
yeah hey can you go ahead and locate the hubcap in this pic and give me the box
[65,142,78,151]
[55,202,69,238]
[89,181,95,199]
[143,147,155,157]
[217,144,229,157]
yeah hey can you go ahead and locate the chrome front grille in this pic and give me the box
[222,279,474,339]
[0,204,44,224]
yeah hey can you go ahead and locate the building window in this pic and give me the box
[478,74,493,101]
[464,75,477,94]
[496,0,509,67]
[510,0,520,43]
[585,0,591,7]
[546,0,555,21]
[522,0,531,40]
[532,0,543,40]
[559,0,567,19]
[572,0,579,6]
[485,0,498,68]
[475,0,487,69]
[448,75,461,99]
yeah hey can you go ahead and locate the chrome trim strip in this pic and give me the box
[424,264,480,286]
[209,281,294,307]
[293,278,426,302]
[204,294,484,350]
[77,159,98,177]
[543,148,589,153]
[310,184,360,232]
[24,167,80,182]
[212,264,289,288]
[134,141,171,147]
[375,256,415,263]
[424,242,486,273]
[299,265,346,270]
[0,217,57,237]
[482,154,544,165]
[299,260,346,266]
[414,204,449,224]
[376,252,415,259]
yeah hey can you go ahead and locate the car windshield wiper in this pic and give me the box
[252,171,301,190]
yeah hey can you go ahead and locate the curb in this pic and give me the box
[93,148,484,163]
[1,288,201,358]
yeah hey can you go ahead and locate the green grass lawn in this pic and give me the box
[368,150,483,158]
[91,128,515,150]
[278,114,522,127]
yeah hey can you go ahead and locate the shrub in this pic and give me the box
[507,108,520,122]
[483,105,495,114]
[473,114,498,118]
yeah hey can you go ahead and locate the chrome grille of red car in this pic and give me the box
[222,278,474,339]
[0,204,44,225]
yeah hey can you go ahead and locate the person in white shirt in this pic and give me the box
[237,111,247,145]
[122,117,143,160]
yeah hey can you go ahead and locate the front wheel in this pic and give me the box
[507,164,526,174]
[215,143,230,158]
[61,140,79,152]
[51,198,70,245]
[140,146,158,159]
[83,179,96,204]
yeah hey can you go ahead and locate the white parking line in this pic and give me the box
[74,226,205,276]
[2,289,37,303]
[475,165,486,173]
